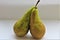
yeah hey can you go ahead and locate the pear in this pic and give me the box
[30,7,46,39]
[13,7,35,37]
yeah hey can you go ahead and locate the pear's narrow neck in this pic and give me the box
[34,6,37,9]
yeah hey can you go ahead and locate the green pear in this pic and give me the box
[30,7,46,39]
[13,6,35,37]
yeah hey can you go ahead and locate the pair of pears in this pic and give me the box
[13,6,46,39]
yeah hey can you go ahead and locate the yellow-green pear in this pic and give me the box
[13,7,35,37]
[30,7,46,39]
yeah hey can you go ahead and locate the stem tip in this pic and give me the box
[35,0,40,7]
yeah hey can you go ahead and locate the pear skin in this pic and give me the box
[13,7,35,37]
[30,7,46,39]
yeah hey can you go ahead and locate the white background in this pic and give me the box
[0,0,60,20]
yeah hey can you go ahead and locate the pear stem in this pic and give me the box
[35,0,40,7]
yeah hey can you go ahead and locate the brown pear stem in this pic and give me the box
[35,0,40,7]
